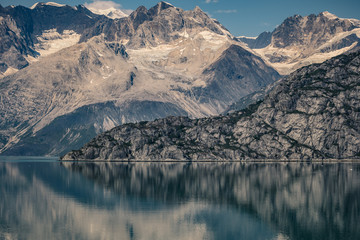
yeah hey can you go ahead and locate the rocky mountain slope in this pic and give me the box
[238,31,272,49]
[0,2,105,77]
[240,11,360,75]
[0,2,279,156]
[62,50,360,160]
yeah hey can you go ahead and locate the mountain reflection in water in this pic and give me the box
[0,161,359,240]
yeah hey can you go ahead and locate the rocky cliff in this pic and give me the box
[62,50,360,160]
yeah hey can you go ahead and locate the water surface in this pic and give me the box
[0,158,359,240]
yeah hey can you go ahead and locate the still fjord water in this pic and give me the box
[0,158,359,240]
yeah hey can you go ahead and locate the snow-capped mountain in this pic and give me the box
[0,2,105,77]
[240,11,360,75]
[0,2,279,156]
[86,7,129,19]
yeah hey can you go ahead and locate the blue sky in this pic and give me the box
[2,0,360,37]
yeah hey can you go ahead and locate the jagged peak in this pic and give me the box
[158,1,175,8]
[148,1,175,16]
[134,5,147,13]
[194,6,204,13]
[320,11,338,20]
[129,5,148,19]
[286,14,303,21]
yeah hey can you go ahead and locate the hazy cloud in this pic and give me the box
[215,9,238,14]
[85,1,121,10]
[84,1,133,14]
[205,0,219,3]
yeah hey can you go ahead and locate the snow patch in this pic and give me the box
[1,67,18,77]
[322,11,338,20]
[179,30,190,38]
[103,116,117,130]
[162,2,174,7]
[254,27,360,75]
[197,31,228,51]
[87,7,128,19]
[238,36,257,40]
[34,29,80,57]
[30,2,39,9]
[30,2,65,9]
[45,2,65,7]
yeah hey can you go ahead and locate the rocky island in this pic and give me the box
[61,50,360,161]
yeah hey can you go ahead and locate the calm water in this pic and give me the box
[0,158,359,240]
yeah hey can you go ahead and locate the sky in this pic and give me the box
[2,0,360,37]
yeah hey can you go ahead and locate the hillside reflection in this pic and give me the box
[63,162,360,240]
[0,162,359,240]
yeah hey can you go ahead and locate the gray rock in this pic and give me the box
[238,31,272,49]
[62,50,360,161]
[0,3,104,75]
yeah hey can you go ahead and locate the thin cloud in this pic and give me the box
[205,0,219,3]
[84,1,133,14]
[215,9,238,14]
[261,22,272,27]
[85,1,120,10]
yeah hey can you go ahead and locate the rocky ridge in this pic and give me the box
[79,2,232,48]
[241,11,360,75]
[0,3,104,77]
[62,50,360,160]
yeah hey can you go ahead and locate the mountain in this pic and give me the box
[0,2,279,156]
[86,7,128,19]
[238,31,272,49]
[79,2,234,47]
[61,49,360,160]
[0,2,105,77]
[240,11,360,75]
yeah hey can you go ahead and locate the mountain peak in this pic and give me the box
[320,11,338,20]
[86,6,128,19]
[194,6,204,13]
[158,1,174,8]
[148,1,175,16]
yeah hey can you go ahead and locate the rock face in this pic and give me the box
[241,11,360,75]
[62,50,360,160]
[80,2,232,48]
[238,31,272,49]
[199,45,279,108]
[0,2,279,156]
[0,3,103,77]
